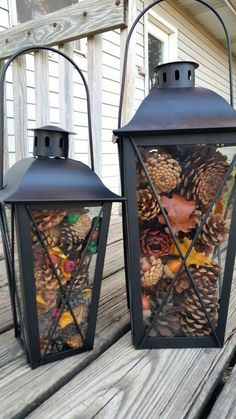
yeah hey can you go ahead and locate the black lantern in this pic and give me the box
[114,2,236,350]
[0,48,122,369]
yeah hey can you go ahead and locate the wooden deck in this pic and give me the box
[0,216,236,419]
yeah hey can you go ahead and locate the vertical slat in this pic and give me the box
[34,50,49,127]
[87,34,103,175]
[0,59,9,174]
[120,0,137,125]
[12,57,28,159]
[59,42,74,158]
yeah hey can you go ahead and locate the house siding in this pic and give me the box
[0,0,236,195]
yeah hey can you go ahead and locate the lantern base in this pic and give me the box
[135,336,224,350]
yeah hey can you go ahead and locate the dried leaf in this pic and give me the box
[172,238,211,266]
[159,194,197,234]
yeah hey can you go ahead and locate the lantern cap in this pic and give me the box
[30,125,76,159]
[0,158,123,203]
[114,61,236,136]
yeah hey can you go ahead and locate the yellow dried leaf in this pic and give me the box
[36,295,48,306]
[172,238,211,266]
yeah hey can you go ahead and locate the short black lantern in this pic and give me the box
[114,2,236,349]
[0,48,122,369]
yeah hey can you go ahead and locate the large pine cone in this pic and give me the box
[32,227,60,248]
[137,188,160,221]
[196,212,229,250]
[177,263,220,336]
[180,148,228,209]
[140,229,172,257]
[156,265,190,294]
[145,291,181,337]
[70,214,92,242]
[140,255,164,288]
[32,209,67,230]
[144,153,181,194]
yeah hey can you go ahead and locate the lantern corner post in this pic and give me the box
[86,202,112,348]
[15,204,41,368]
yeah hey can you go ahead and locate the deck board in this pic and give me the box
[0,269,129,419]
[28,275,236,419]
[208,363,236,419]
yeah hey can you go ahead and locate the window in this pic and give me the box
[15,0,79,24]
[146,13,177,91]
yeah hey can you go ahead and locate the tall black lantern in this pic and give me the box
[114,1,236,349]
[0,48,122,369]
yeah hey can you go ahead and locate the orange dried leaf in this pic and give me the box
[159,194,197,234]
[172,238,211,266]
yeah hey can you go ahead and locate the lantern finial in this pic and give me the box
[155,61,199,89]
[32,125,71,159]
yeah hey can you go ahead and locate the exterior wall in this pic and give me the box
[0,0,236,196]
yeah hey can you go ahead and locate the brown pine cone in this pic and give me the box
[32,209,67,230]
[196,212,229,248]
[177,263,220,336]
[146,291,181,337]
[64,334,84,349]
[137,188,160,221]
[140,229,172,257]
[140,255,164,288]
[36,289,57,315]
[70,214,92,242]
[180,149,228,209]
[32,227,60,248]
[160,265,190,294]
[35,267,58,291]
[144,153,181,194]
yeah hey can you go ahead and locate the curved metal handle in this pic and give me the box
[118,0,234,128]
[0,45,95,190]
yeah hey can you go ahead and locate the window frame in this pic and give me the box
[145,10,177,94]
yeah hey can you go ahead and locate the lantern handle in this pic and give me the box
[118,0,234,128]
[0,45,95,190]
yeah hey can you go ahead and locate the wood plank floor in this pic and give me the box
[0,216,236,419]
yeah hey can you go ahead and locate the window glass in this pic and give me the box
[16,0,79,23]
[148,33,164,90]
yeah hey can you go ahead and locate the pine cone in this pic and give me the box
[70,214,92,242]
[32,226,60,248]
[196,212,229,249]
[64,334,84,349]
[144,153,181,194]
[36,289,57,315]
[32,209,67,230]
[158,265,190,294]
[179,148,228,209]
[146,291,181,337]
[137,188,160,221]
[177,263,220,336]
[140,229,172,257]
[140,255,164,288]
[35,267,58,291]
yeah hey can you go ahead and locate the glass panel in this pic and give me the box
[16,0,79,23]
[137,144,236,338]
[30,205,101,356]
[148,33,163,90]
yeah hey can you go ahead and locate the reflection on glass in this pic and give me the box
[148,33,163,90]
[30,206,101,356]
[16,0,79,24]
[137,145,236,338]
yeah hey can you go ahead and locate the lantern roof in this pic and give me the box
[0,157,122,203]
[114,61,236,136]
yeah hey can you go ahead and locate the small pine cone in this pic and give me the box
[140,229,172,257]
[163,265,190,294]
[36,289,57,315]
[64,334,84,349]
[32,209,67,230]
[144,153,181,194]
[59,224,74,252]
[147,291,181,337]
[137,189,160,221]
[192,153,228,210]
[177,263,220,336]
[140,255,164,288]
[35,267,58,291]
[197,212,229,248]
[43,227,60,247]
[70,214,92,243]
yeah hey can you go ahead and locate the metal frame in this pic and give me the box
[120,134,236,349]
[118,0,234,127]
[8,201,112,368]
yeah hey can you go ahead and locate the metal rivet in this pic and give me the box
[83,11,87,17]
[115,0,121,5]
[53,22,57,27]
